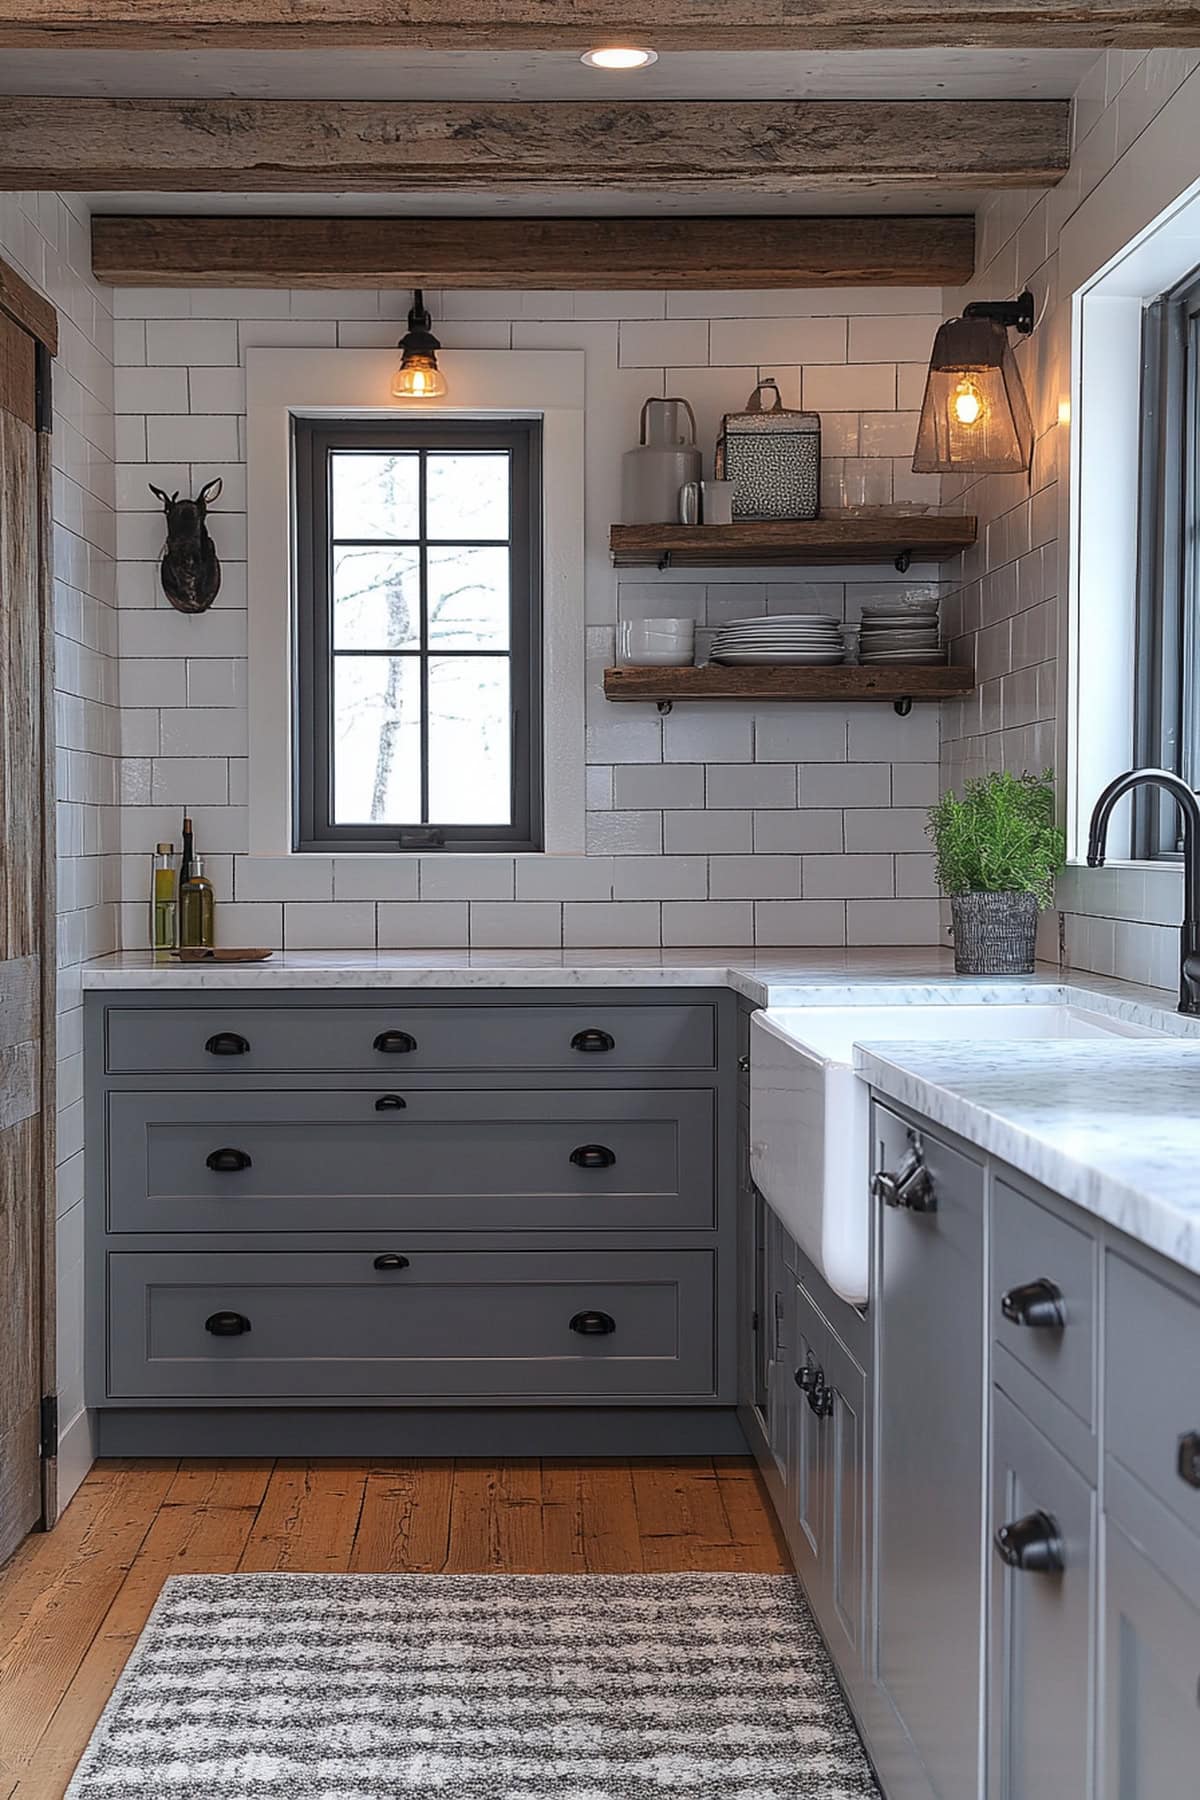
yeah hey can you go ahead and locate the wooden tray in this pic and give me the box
[173,947,274,963]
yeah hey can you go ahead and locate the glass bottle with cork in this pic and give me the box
[151,842,177,959]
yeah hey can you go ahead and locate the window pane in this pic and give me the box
[426,452,510,541]
[427,657,511,824]
[333,655,421,824]
[332,451,419,540]
[427,545,510,650]
[332,546,420,650]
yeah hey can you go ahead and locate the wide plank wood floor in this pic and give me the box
[0,1455,790,1799]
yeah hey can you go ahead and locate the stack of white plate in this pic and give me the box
[709,613,844,667]
[858,597,944,665]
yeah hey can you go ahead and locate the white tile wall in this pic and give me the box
[1,190,117,1505]
[939,48,1200,994]
[113,284,948,949]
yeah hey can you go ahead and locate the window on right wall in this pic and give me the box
[1134,263,1200,859]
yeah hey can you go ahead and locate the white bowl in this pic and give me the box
[626,647,695,666]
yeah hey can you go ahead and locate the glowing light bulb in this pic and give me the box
[391,357,447,399]
[581,45,658,69]
[952,378,985,427]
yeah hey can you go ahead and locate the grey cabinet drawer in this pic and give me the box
[106,1250,716,1401]
[105,1003,716,1075]
[989,1390,1096,1800]
[992,1177,1097,1429]
[107,1089,715,1235]
[1106,1250,1200,1538]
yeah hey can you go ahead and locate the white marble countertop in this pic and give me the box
[856,1037,1200,1278]
[79,946,1165,1011]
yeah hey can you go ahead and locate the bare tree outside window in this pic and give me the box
[295,421,542,852]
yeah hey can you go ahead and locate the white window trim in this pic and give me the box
[1061,65,1200,890]
[245,346,586,858]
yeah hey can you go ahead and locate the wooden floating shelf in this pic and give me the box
[603,662,975,709]
[609,514,977,570]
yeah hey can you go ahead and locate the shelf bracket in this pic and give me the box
[893,696,914,717]
[894,550,912,574]
[656,699,674,715]
[657,551,673,572]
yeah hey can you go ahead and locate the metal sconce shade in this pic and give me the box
[912,313,1035,475]
[393,289,447,399]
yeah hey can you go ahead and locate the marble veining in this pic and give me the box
[857,1038,1200,1278]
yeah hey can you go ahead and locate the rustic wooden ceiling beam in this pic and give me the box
[90,213,976,289]
[0,98,1069,194]
[0,1,1196,48]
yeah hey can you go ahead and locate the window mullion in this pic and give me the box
[418,449,431,827]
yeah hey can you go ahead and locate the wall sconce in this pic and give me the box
[393,290,447,399]
[912,291,1035,475]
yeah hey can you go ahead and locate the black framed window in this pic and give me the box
[1134,267,1200,858]
[295,417,542,852]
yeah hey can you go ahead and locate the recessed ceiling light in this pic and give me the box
[581,45,658,70]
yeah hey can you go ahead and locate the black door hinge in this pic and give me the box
[39,1394,58,1458]
[751,1310,760,1333]
[34,340,53,435]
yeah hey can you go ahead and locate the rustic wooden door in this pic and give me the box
[0,272,56,1561]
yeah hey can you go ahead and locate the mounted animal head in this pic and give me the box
[148,478,223,615]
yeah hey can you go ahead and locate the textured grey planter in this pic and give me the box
[950,890,1040,976]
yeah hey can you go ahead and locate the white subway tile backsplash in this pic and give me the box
[332,858,420,901]
[284,901,376,949]
[612,764,704,810]
[661,900,754,947]
[469,902,563,947]
[420,858,515,902]
[563,902,661,947]
[804,854,894,899]
[236,857,334,902]
[612,855,707,901]
[754,900,847,946]
[708,855,800,899]
[377,901,469,947]
[752,809,844,853]
[147,319,239,366]
[706,765,796,809]
[664,810,753,855]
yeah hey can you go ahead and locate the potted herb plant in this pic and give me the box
[927,770,1067,975]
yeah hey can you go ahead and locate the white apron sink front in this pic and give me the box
[749,1001,1162,1306]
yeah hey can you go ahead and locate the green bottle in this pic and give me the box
[178,854,215,950]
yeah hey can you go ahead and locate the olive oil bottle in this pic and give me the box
[151,842,177,959]
[178,854,215,949]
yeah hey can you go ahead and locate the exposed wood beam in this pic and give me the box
[90,214,976,289]
[0,1,1196,49]
[0,254,57,354]
[0,98,1070,194]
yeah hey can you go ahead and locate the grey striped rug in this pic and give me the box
[67,1572,880,1797]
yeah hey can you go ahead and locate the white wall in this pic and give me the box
[112,285,949,951]
[939,47,1200,994]
[0,191,117,1505]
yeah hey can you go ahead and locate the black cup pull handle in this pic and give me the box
[1178,1431,1200,1490]
[206,1147,252,1173]
[373,1254,411,1271]
[205,1311,250,1336]
[374,1030,417,1055]
[570,1310,616,1335]
[570,1144,617,1170]
[374,1094,408,1111]
[205,1031,250,1056]
[1001,1278,1067,1330]
[571,1028,615,1054]
[995,1509,1065,1574]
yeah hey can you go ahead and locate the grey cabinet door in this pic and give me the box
[1102,1520,1200,1798]
[874,1103,985,1800]
[764,1212,793,1483]
[824,1323,867,1682]
[1106,1250,1200,1538]
[788,1280,831,1610]
[989,1390,1096,1800]
[107,1088,715,1235]
[107,1249,716,1402]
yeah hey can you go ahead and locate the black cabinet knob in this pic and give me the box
[206,1147,252,1173]
[570,1144,616,1170]
[1001,1278,1067,1330]
[995,1509,1065,1574]
[795,1363,834,1418]
[205,1310,250,1336]
[374,1029,417,1055]
[205,1031,250,1056]
[1178,1431,1200,1490]
[571,1028,615,1054]
[374,1094,407,1111]
[373,1254,411,1271]
[570,1310,616,1335]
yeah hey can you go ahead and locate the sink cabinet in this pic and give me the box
[742,1072,1200,1800]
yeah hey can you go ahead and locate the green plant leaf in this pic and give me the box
[927,770,1066,910]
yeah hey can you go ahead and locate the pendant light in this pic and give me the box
[392,290,447,400]
[912,291,1036,475]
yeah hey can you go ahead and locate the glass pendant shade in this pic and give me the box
[912,315,1034,475]
[393,290,447,400]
